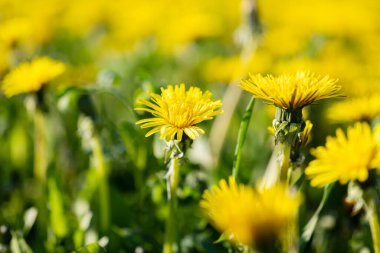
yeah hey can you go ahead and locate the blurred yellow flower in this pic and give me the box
[135,84,223,141]
[200,177,301,248]
[2,57,66,97]
[328,95,380,123]
[262,28,307,57]
[0,0,61,48]
[0,18,31,47]
[203,50,272,84]
[103,0,240,52]
[342,78,380,98]
[203,56,242,84]
[240,71,341,110]
[305,122,380,187]
[257,0,378,38]
[60,0,107,35]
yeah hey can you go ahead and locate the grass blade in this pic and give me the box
[232,96,255,181]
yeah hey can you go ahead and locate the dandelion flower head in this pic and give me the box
[2,57,66,97]
[240,71,341,110]
[305,122,380,187]
[135,83,223,141]
[200,177,301,247]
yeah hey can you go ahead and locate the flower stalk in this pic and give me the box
[34,107,48,182]
[273,108,305,184]
[78,114,110,232]
[135,84,222,252]
[232,96,255,181]
[163,140,185,253]
[365,189,380,253]
[91,131,110,232]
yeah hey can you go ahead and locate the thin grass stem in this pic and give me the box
[366,192,380,253]
[163,155,180,253]
[232,96,255,181]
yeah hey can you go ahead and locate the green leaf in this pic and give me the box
[48,177,69,238]
[10,231,33,253]
[214,232,229,244]
[232,96,255,180]
[73,242,106,253]
[23,207,38,235]
[302,183,335,242]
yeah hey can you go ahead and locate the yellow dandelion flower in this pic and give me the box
[327,95,380,123]
[200,177,301,247]
[305,122,380,188]
[240,71,341,110]
[2,57,66,97]
[135,84,223,141]
[200,177,257,245]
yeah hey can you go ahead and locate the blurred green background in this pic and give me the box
[1,0,380,252]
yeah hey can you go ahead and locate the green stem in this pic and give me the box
[34,108,47,182]
[163,155,180,253]
[232,97,255,181]
[280,143,291,183]
[92,132,110,232]
[301,183,335,249]
[366,193,380,253]
[33,108,49,250]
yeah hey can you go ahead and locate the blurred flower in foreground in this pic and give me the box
[327,95,380,123]
[240,71,341,111]
[306,122,380,188]
[200,177,301,249]
[2,57,66,97]
[135,84,223,141]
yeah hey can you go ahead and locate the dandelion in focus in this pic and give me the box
[135,83,223,253]
[200,177,301,250]
[240,71,340,111]
[240,71,340,186]
[305,122,380,187]
[135,83,223,141]
[2,57,66,97]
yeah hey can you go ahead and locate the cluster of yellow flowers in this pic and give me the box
[2,0,380,251]
[0,0,241,74]
[203,0,380,127]
[134,70,343,250]
[134,63,380,251]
